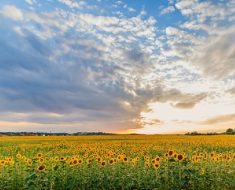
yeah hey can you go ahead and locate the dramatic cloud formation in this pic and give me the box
[0,0,234,133]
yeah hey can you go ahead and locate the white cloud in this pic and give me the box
[175,0,234,30]
[165,26,179,35]
[128,7,135,12]
[1,5,23,20]
[13,26,24,36]
[140,9,147,16]
[58,0,85,9]
[25,0,36,5]
[162,0,235,81]
[175,0,194,11]
[160,6,175,15]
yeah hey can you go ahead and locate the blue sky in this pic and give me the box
[0,0,235,133]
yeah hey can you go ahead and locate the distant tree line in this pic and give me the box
[185,128,235,135]
[0,132,115,136]
[0,129,234,136]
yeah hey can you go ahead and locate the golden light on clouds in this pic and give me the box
[132,93,235,134]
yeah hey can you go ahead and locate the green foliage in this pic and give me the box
[226,128,235,134]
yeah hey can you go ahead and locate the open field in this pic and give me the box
[0,135,234,190]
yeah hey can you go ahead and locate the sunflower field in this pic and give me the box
[0,135,234,190]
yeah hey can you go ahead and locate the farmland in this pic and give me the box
[0,135,234,190]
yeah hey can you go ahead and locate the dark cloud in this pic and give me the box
[172,102,196,109]
[140,118,162,126]
[201,114,235,125]
[0,29,121,114]
[169,93,207,109]
[123,48,154,75]
[226,87,235,95]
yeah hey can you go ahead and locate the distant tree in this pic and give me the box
[226,128,234,134]
[189,131,200,135]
